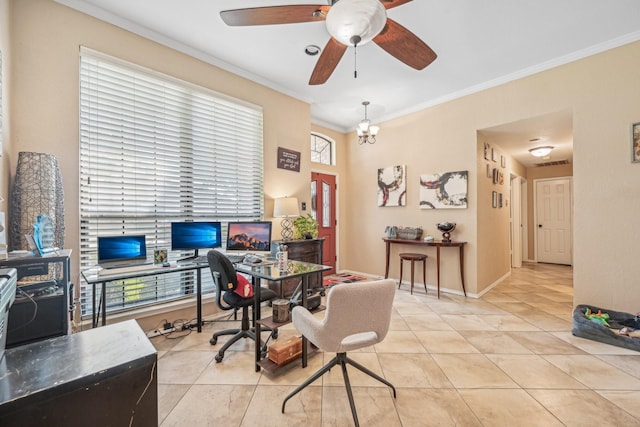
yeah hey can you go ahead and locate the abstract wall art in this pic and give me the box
[377,165,406,207]
[419,170,468,209]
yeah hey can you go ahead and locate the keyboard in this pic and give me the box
[98,264,159,276]
[225,254,245,264]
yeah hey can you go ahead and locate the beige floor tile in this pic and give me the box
[485,354,587,389]
[596,390,640,420]
[475,314,541,331]
[543,354,640,389]
[394,388,482,427]
[459,388,564,426]
[527,389,640,427]
[431,353,517,388]
[157,350,216,384]
[458,331,533,354]
[596,354,640,378]
[157,384,190,424]
[438,314,497,331]
[321,386,401,427]
[246,385,322,427]
[378,353,453,388]
[155,264,640,426]
[552,331,640,355]
[160,384,254,427]
[402,313,454,331]
[195,350,262,385]
[414,330,480,353]
[373,330,427,353]
[507,331,586,354]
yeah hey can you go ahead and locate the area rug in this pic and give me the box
[323,273,369,287]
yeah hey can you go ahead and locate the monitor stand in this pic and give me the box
[178,249,201,263]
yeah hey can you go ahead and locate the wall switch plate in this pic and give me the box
[301,202,306,210]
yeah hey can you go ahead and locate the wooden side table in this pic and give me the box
[383,238,466,298]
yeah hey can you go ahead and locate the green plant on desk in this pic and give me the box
[293,214,318,239]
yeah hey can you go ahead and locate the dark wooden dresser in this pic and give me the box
[269,238,324,298]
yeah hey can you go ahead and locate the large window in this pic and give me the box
[79,48,264,318]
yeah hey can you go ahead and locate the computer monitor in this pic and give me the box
[97,235,148,268]
[171,221,222,259]
[226,221,272,255]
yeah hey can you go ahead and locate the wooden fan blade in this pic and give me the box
[380,0,413,10]
[373,18,437,70]
[309,38,348,85]
[221,5,330,26]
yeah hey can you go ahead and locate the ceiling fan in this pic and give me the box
[220,0,437,85]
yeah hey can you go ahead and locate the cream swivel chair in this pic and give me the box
[282,279,397,427]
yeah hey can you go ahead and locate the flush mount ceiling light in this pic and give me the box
[356,101,379,145]
[529,146,554,157]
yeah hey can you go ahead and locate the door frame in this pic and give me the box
[533,176,573,264]
[510,174,523,268]
[311,169,339,272]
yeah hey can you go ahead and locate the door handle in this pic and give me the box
[538,224,542,228]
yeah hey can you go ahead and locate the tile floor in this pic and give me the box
[153,263,640,426]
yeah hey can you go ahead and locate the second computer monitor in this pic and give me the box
[226,221,272,254]
[171,221,222,257]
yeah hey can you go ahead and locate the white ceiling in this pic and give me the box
[56,0,640,164]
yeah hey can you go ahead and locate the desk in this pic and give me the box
[235,260,331,373]
[383,238,467,298]
[81,261,210,331]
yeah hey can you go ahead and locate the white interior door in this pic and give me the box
[535,177,572,265]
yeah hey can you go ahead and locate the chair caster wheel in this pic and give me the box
[215,354,224,363]
[271,330,279,339]
[320,290,326,297]
[210,337,217,345]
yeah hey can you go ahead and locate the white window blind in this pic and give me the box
[79,48,264,318]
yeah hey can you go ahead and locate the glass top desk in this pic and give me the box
[235,260,331,372]
[81,261,211,331]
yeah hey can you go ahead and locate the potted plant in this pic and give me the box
[293,214,318,239]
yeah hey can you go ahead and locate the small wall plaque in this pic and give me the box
[277,147,301,172]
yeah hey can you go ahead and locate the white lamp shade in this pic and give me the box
[273,197,300,218]
[325,0,387,46]
[369,125,379,136]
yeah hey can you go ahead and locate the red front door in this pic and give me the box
[311,172,336,275]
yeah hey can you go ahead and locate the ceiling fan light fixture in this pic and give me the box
[529,146,554,157]
[326,0,387,47]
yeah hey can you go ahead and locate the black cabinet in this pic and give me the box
[269,239,324,298]
[0,320,157,427]
[0,250,71,347]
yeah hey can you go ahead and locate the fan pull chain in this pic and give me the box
[354,45,358,79]
[350,35,362,79]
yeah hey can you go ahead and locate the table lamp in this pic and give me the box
[273,197,299,241]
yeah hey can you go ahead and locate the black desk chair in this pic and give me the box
[207,250,277,363]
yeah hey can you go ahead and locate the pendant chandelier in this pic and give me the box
[357,101,379,144]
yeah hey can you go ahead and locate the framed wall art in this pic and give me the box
[484,143,490,160]
[500,155,506,168]
[633,122,640,163]
[378,165,406,207]
[419,170,468,209]
[492,191,497,208]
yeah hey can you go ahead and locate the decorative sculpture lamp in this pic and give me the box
[9,152,65,251]
[436,222,456,243]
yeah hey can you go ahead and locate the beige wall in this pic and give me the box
[0,0,10,214]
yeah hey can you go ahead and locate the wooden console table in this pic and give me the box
[383,238,467,298]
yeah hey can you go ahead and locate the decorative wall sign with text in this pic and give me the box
[277,147,301,172]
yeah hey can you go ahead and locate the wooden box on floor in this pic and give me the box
[268,336,302,365]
